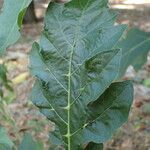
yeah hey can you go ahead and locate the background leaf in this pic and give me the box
[0,64,14,103]
[117,28,150,78]
[19,133,43,150]
[0,0,31,54]
[0,127,13,150]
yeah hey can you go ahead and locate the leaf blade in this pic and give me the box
[117,28,150,78]
[0,0,31,54]
[85,142,103,150]
[19,133,43,150]
[0,127,14,150]
[30,0,128,149]
[82,81,133,144]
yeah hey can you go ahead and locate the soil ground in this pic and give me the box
[0,0,150,149]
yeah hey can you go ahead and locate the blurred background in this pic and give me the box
[0,0,150,149]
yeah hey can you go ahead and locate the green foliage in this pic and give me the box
[0,127,43,150]
[0,0,31,54]
[19,133,43,150]
[0,65,16,142]
[0,64,14,103]
[117,28,150,78]
[30,0,133,149]
[85,142,103,150]
[0,127,14,150]
[0,0,149,149]
[143,78,150,87]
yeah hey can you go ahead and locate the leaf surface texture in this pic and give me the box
[30,0,133,149]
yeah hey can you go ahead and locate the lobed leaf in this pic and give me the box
[0,0,31,54]
[30,0,133,149]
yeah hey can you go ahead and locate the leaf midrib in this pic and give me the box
[50,1,119,148]
[66,1,91,149]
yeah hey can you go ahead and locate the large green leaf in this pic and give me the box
[30,0,130,149]
[117,28,150,78]
[0,0,31,54]
[0,127,13,150]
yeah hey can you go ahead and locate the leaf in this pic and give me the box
[0,0,31,54]
[85,142,103,150]
[0,64,14,103]
[0,64,7,83]
[0,64,12,91]
[19,133,43,150]
[117,28,150,78]
[30,0,129,149]
[82,81,133,144]
[0,127,13,150]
